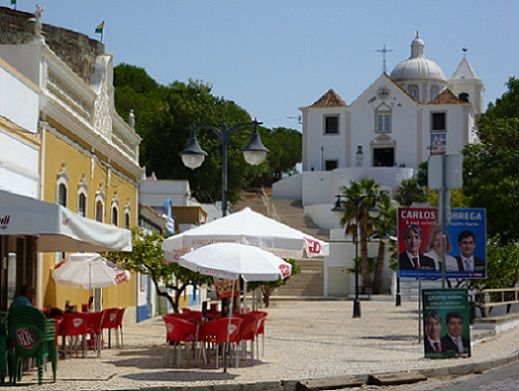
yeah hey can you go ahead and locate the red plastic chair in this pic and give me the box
[162,316,196,366]
[87,310,105,357]
[248,311,268,358]
[237,313,260,363]
[101,308,119,348]
[61,312,89,357]
[199,317,243,368]
[115,307,126,347]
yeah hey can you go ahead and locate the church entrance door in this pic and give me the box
[373,148,394,167]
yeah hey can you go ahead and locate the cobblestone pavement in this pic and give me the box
[5,300,519,390]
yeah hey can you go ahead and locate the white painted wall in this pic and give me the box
[140,178,192,207]
[0,61,39,132]
[305,107,347,171]
[0,60,40,198]
[324,228,392,297]
[272,173,301,199]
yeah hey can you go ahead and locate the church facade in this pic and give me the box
[272,34,484,297]
[301,33,483,174]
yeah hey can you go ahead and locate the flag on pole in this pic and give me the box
[95,20,105,34]
[95,20,105,43]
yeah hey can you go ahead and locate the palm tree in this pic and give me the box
[394,178,426,207]
[339,177,382,293]
[371,192,396,294]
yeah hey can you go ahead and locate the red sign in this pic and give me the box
[115,272,128,284]
[278,263,291,278]
[16,327,38,350]
[304,237,322,254]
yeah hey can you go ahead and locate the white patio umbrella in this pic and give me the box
[179,242,292,282]
[163,207,329,261]
[179,242,291,372]
[52,253,130,357]
[52,253,130,289]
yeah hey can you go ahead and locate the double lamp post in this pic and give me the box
[332,194,381,318]
[179,119,269,217]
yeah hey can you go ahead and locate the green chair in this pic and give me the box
[7,306,57,385]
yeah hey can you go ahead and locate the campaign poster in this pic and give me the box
[445,208,487,279]
[397,208,438,278]
[398,208,486,280]
[422,289,471,359]
[430,133,446,156]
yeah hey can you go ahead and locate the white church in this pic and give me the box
[272,33,484,296]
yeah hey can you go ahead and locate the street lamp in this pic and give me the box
[333,194,380,318]
[180,119,268,217]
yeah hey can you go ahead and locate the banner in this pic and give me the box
[422,289,471,358]
[397,207,486,279]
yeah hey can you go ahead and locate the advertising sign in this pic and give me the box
[397,208,486,279]
[422,289,471,358]
[430,133,446,156]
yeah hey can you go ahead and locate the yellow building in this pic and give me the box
[0,8,143,320]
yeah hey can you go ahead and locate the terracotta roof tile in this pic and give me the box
[310,89,347,108]
[427,88,465,104]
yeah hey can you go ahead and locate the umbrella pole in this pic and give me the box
[243,280,248,313]
[223,279,236,373]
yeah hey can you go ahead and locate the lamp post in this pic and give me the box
[333,194,380,318]
[332,195,361,318]
[180,119,268,217]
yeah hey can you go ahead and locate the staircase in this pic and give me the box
[232,189,327,297]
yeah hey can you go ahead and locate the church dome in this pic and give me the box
[390,33,446,82]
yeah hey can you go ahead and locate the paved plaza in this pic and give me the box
[6,299,519,390]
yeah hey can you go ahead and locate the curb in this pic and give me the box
[124,349,519,391]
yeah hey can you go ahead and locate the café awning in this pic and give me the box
[0,189,132,252]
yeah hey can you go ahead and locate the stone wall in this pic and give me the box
[0,6,104,83]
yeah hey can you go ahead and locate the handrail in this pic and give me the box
[476,287,519,309]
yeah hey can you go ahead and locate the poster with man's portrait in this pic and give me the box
[445,208,487,279]
[397,208,438,278]
[422,289,471,359]
[398,208,487,279]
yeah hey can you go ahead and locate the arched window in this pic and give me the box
[95,199,104,222]
[57,183,67,207]
[111,205,119,226]
[459,92,470,102]
[56,164,69,207]
[77,178,88,217]
[375,104,391,134]
[430,85,440,99]
[408,84,419,100]
[78,193,87,217]
[124,207,131,229]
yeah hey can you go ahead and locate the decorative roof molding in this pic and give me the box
[426,88,466,105]
[309,89,347,108]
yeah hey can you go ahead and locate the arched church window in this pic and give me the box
[375,104,391,134]
[430,85,440,99]
[408,84,419,100]
[459,92,470,102]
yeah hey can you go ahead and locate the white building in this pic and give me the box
[0,58,40,198]
[273,33,484,297]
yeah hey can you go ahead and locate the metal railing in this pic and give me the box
[475,287,519,317]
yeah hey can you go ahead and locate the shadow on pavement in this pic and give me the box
[122,370,237,382]
[360,334,416,341]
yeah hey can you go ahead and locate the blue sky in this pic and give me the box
[16,0,519,130]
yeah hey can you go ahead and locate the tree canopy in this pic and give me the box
[462,77,519,243]
[113,64,302,204]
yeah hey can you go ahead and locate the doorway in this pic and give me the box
[373,148,394,167]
